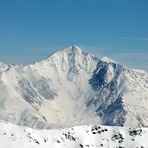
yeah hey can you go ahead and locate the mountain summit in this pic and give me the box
[0,46,148,129]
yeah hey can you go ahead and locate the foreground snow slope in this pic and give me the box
[0,46,148,129]
[0,121,148,148]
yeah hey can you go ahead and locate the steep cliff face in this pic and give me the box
[0,46,148,129]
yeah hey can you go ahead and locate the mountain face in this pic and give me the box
[0,46,148,129]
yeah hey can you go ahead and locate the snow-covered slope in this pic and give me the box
[0,46,148,129]
[0,121,148,148]
[101,56,116,63]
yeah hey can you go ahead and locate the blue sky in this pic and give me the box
[0,0,148,71]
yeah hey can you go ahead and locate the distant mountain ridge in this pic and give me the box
[0,46,148,129]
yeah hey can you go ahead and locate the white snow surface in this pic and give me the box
[0,120,148,148]
[0,46,148,129]
[101,56,117,63]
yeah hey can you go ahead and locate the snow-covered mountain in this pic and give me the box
[0,46,148,129]
[0,120,148,148]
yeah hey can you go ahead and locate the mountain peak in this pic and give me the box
[63,45,83,54]
[46,45,84,61]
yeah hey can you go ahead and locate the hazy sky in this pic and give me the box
[0,0,148,71]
